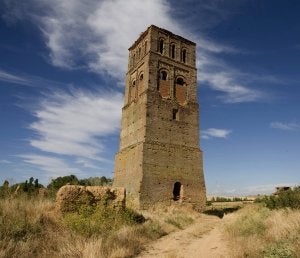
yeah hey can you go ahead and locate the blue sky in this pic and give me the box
[0,0,299,196]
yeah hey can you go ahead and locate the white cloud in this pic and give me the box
[2,0,268,103]
[270,122,300,131]
[29,89,123,160]
[202,128,232,139]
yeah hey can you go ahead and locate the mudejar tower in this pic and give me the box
[113,25,206,210]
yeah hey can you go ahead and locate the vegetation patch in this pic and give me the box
[261,186,300,209]
[165,214,194,229]
[225,203,300,258]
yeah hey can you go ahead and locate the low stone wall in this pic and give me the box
[55,185,126,213]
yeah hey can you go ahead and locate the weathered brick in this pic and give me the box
[114,25,206,211]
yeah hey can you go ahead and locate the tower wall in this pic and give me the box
[114,25,206,210]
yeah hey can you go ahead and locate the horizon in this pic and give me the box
[0,0,300,196]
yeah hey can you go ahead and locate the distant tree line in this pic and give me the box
[210,196,248,203]
[0,175,112,198]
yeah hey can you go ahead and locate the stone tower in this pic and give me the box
[113,25,206,210]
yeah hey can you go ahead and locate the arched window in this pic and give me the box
[158,70,169,98]
[181,49,187,63]
[175,77,187,105]
[138,47,141,59]
[173,182,182,201]
[160,71,167,80]
[159,39,164,54]
[170,44,176,59]
[133,54,136,65]
[176,77,184,85]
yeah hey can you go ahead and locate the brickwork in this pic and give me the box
[113,25,206,211]
[55,185,126,213]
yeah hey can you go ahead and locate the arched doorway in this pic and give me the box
[173,182,182,201]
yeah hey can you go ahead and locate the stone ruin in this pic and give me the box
[113,25,206,210]
[55,185,125,213]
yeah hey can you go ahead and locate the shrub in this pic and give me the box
[263,187,300,209]
[263,242,295,258]
[63,202,145,238]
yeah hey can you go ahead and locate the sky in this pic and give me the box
[0,0,299,196]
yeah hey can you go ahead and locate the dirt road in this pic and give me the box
[137,213,236,258]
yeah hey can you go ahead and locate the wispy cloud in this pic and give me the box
[19,154,83,178]
[29,89,123,160]
[2,0,270,103]
[0,70,31,86]
[270,122,300,131]
[0,69,67,88]
[202,128,232,139]
[0,159,12,164]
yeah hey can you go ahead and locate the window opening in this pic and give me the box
[131,80,136,100]
[159,39,164,54]
[171,44,175,58]
[160,71,167,80]
[172,109,179,121]
[144,41,148,54]
[176,78,184,85]
[182,49,186,63]
[173,182,181,201]
[138,47,141,59]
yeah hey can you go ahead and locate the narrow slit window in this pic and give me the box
[171,44,175,59]
[172,109,179,121]
[144,41,148,54]
[159,39,164,54]
[182,49,186,63]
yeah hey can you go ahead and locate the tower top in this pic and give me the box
[129,25,196,51]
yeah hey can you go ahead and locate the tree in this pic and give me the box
[47,175,79,190]
[24,180,28,192]
[34,178,39,188]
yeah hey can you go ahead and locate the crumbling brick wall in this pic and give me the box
[55,185,125,213]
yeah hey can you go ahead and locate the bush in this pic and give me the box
[63,202,145,238]
[263,187,300,209]
[263,242,295,258]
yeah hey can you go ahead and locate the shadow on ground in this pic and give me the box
[203,207,241,219]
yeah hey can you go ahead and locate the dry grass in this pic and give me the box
[225,204,300,258]
[0,196,196,258]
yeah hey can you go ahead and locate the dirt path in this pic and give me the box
[137,213,237,258]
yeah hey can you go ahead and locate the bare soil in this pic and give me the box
[137,213,237,258]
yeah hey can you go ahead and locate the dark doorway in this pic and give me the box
[173,182,181,201]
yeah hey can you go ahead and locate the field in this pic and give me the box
[0,195,197,258]
[0,190,299,258]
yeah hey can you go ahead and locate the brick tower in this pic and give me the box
[113,25,206,210]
